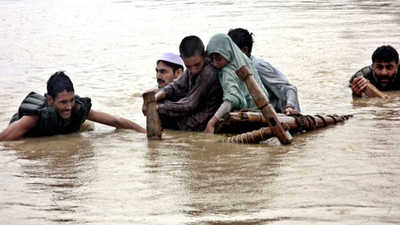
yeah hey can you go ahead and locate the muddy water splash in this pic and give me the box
[1,0,400,224]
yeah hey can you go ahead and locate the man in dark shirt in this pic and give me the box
[144,36,223,131]
[349,45,400,96]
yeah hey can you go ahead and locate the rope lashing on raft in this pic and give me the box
[222,114,352,144]
[314,115,327,127]
[223,127,274,144]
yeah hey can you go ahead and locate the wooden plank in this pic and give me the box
[143,91,162,140]
[364,83,387,98]
[236,66,292,144]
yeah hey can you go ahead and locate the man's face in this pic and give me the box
[47,91,75,120]
[372,60,399,88]
[210,53,228,70]
[182,54,205,75]
[156,62,178,89]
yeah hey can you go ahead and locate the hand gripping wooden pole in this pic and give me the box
[236,66,293,144]
[143,91,162,140]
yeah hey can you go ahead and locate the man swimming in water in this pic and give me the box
[349,45,400,96]
[0,71,145,141]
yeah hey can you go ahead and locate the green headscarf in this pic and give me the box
[207,33,269,109]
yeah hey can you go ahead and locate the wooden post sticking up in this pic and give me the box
[364,83,388,98]
[143,91,162,140]
[236,66,293,144]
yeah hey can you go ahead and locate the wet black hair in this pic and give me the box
[228,28,254,55]
[157,60,184,73]
[372,45,399,64]
[179,35,205,58]
[46,71,74,99]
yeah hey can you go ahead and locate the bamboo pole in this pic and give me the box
[224,127,274,144]
[227,112,350,127]
[143,91,162,140]
[236,66,292,144]
[223,114,352,144]
[364,83,388,98]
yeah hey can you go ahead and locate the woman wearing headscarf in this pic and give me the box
[204,33,269,133]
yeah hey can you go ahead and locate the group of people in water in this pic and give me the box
[0,28,399,141]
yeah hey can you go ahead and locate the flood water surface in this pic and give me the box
[1,0,400,224]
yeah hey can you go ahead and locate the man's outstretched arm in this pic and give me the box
[0,116,38,141]
[87,109,146,133]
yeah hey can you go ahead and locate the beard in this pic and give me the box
[377,75,391,87]
[376,74,396,90]
[373,66,398,89]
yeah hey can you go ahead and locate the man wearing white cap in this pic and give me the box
[156,52,185,89]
